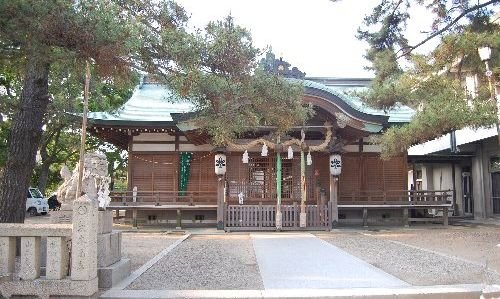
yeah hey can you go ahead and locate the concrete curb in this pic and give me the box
[99,284,500,298]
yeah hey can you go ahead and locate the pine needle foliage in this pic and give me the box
[356,0,499,158]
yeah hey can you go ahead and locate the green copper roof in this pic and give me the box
[87,79,414,129]
[87,84,193,125]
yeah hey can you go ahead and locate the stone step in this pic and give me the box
[98,258,131,289]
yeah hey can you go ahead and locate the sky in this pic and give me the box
[176,0,435,78]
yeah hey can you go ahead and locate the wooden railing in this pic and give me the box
[339,190,452,204]
[109,190,217,206]
[338,190,452,227]
[225,203,330,231]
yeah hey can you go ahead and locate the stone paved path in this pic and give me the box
[251,233,410,289]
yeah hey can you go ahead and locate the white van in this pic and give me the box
[26,187,49,216]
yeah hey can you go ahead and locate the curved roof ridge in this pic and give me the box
[286,78,414,124]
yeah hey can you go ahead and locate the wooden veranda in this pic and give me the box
[223,189,452,231]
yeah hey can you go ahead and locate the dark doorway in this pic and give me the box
[491,172,500,215]
[462,169,473,215]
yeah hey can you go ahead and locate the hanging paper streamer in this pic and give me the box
[307,151,312,166]
[242,150,249,164]
[261,143,268,156]
[178,152,193,196]
[287,146,293,159]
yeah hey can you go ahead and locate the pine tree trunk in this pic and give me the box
[0,56,50,223]
[37,161,51,195]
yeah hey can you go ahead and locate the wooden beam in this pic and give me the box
[175,133,180,151]
[127,136,133,191]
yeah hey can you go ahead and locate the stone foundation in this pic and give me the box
[97,210,131,288]
[97,258,131,289]
[0,277,98,299]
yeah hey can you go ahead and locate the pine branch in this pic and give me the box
[396,0,498,59]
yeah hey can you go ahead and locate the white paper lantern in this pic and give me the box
[329,154,342,176]
[287,146,293,159]
[261,143,268,156]
[242,150,249,164]
[215,153,226,175]
[238,192,244,205]
[306,151,312,166]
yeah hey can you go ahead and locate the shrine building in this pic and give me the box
[87,60,452,230]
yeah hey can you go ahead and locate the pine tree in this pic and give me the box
[356,0,499,158]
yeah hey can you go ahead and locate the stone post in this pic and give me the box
[0,237,16,280]
[71,194,98,281]
[46,237,68,279]
[19,237,41,280]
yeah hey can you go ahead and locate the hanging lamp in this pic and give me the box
[242,150,249,164]
[287,146,293,159]
[261,143,268,156]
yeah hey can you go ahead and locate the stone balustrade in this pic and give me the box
[0,195,99,299]
[0,224,72,281]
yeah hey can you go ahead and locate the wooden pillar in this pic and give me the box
[132,208,137,228]
[362,208,368,227]
[214,148,227,230]
[443,207,449,226]
[217,175,225,230]
[127,135,133,191]
[451,161,457,215]
[402,208,409,227]
[300,150,307,228]
[329,175,339,227]
[176,209,182,229]
[412,161,417,189]
[174,132,179,152]
[276,150,283,230]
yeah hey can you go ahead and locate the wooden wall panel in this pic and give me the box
[383,156,407,190]
[153,155,176,192]
[130,153,177,194]
[339,154,361,194]
[225,154,245,199]
[312,153,330,199]
[362,155,384,191]
[187,153,217,192]
[130,155,152,192]
[336,153,407,198]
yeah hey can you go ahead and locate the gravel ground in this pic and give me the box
[365,226,500,274]
[127,234,263,290]
[318,231,500,286]
[121,233,184,271]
